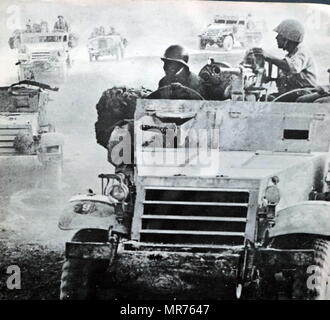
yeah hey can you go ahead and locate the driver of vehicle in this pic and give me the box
[253,19,317,101]
[158,45,203,94]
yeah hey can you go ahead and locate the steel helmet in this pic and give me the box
[161,45,189,68]
[274,19,305,43]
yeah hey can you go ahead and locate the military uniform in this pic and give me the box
[53,17,69,32]
[158,45,204,97]
[158,69,202,94]
[278,45,317,92]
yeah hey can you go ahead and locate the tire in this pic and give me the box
[199,40,206,50]
[292,239,330,300]
[116,46,122,61]
[223,36,233,51]
[60,229,109,300]
[59,64,67,82]
[66,56,72,69]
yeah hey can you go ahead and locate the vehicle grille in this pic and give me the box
[0,126,31,155]
[31,52,51,61]
[140,188,249,246]
[205,30,219,37]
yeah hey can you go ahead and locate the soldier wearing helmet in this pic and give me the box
[253,19,317,100]
[53,15,69,32]
[159,45,203,94]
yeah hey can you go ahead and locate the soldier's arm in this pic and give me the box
[265,55,290,72]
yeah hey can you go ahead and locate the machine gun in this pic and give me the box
[199,49,278,101]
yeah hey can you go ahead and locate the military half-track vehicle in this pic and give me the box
[199,15,264,51]
[87,35,127,61]
[10,31,75,82]
[58,51,330,300]
[0,80,64,188]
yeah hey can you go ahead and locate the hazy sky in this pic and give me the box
[0,0,329,83]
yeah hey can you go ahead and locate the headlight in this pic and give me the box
[110,185,127,201]
[104,173,129,202]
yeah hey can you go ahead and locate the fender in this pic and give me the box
[58,194,117,231]
[38,132,64,163]
[39,132,64,148]
[269,201,330,238]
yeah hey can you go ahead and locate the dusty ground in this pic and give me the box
[0,28,330,299]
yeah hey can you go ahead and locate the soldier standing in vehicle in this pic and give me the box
[246,13,256,30]
[53,15,69,32]
[99,26,105,35]
[253,19,317,101]
[40,21,49,33]
[108,27,117,35]
[158,44,204,95]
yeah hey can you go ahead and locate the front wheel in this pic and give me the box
[60,229,110,300]
[292,239,330,300]
[223,36,233,51]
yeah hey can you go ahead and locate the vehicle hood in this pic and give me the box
[0,112,39,135]
[137,149,320,180]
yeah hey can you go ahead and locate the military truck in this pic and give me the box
[87,35,127,61]
[0,81,64,187]
[58,52,330,300]
[198,15,264,51]
[11,31,74,82]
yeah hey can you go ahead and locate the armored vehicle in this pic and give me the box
[0,81,63,186]
[12,31,74,82]
[58,53,330,300]
[198,15,264,51]
[87,35,127,61]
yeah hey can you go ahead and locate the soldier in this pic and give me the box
[253,19,317,101]
[40,21,49,33]
[53,15,69,32]
[108,26,117,35]
[158,45,203,95]
[246,13,256,30]
[25,19,32,33]
[99,26,105,35]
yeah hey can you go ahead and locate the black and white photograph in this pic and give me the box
[0,0,330,303]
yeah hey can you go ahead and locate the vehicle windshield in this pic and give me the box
[21,33,67,44]
[0,89,39,112]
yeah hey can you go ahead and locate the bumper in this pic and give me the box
[255,248,314,270]
[66,241,241,298]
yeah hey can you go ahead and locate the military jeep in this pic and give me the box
[198,15,264,51]
[87,35,127,61]
[12,31,74,82]
[58,54,330,300]
[0,81,64,188]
